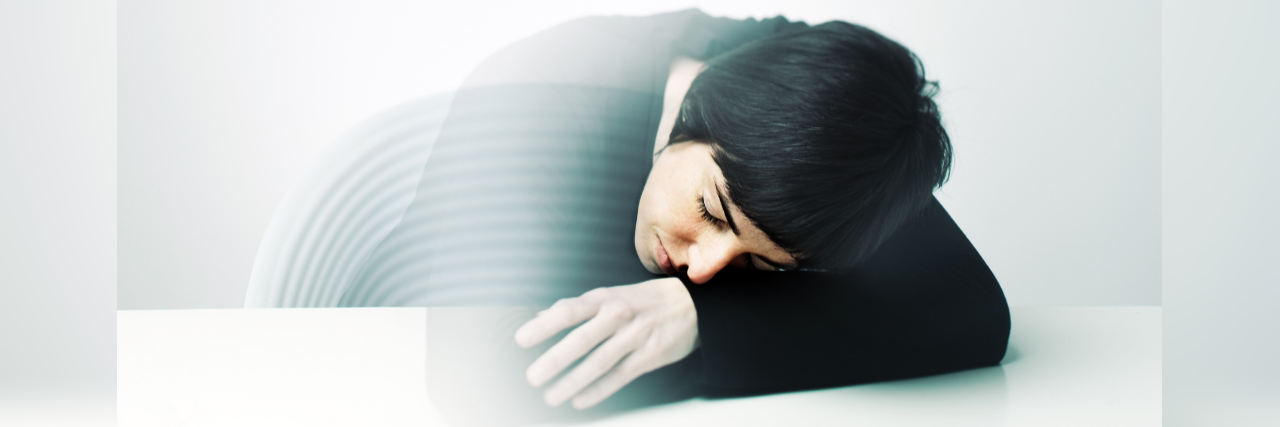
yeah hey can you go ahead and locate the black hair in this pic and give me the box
[669,21,952,270]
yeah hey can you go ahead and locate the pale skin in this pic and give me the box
[514,57,800,409]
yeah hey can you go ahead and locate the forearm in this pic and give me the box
[685,199,1010,395]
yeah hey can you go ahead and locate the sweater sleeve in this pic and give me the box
[684,198,1011,396]
[669,10,810,61]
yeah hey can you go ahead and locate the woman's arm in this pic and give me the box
[687,198,1011,395]
[518,197,1009,404]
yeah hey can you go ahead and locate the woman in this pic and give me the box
[503,11,1008,411]
[248,8,1008,424]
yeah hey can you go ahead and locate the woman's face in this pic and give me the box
[634,141,798,284]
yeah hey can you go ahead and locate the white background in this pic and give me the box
[6,0,1280,425]
[118,0,1161,309]
[1,1,116,424]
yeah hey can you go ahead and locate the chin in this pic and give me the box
[638,250,661,275]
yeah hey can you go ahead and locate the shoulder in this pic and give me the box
[459,10,807,91]
[460,10,710,91]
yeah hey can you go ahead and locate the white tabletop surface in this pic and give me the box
[117,307,1160,426]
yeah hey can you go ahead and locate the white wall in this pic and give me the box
[1163,1,1280,423]
[118,0,1161,309]
[0,0,116,416]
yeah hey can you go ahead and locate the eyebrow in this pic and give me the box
[714,184,741,236]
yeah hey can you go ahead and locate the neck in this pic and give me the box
[654,56,706,157]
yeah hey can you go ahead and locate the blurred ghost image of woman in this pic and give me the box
[248,8,1009,426]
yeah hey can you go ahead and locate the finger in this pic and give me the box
[525,306,630,387]
[542,325,641,407]
[515,296,599,348]
[569,349,651,410]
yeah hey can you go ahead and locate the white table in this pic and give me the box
[118,307,1160,426]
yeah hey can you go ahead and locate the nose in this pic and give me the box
[683,238,739,284]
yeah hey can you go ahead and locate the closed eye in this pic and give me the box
[697,194,728,229]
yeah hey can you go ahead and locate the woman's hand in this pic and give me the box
[514,277,698,409]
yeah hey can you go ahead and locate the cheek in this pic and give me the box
[636,148,705,240]
[658,197,707,242]
[635,175,661,227]
[636,163,675,223]
[634,172,665,244]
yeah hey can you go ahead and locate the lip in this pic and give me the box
[655,235,678,276]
